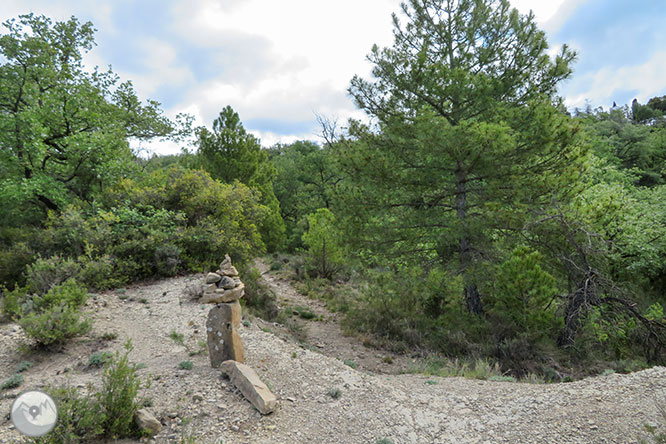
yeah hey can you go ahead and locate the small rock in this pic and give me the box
[219,254,233,271]
[218,276,237,289]
[193,394,203,402]
[206,272,222,284]
[202,283,245,304]
[222,360,277,414]
[219,266,239,277]
[135,409,162,436]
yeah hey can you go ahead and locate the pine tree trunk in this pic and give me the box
[456,170,483,315]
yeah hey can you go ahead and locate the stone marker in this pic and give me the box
[219,265,239,277]
[135,408,162,436]
[221,360,277,415]
[201,283,245,304]
[203,255,246,367]
[206,301,244,366]
[205,272,222,284]
[219,275,236,289]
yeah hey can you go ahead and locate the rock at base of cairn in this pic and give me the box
[206,301,244,366]
[222,360,277,415]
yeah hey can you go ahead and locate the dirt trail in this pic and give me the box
[0,271,664,444]
[254,259,413,374]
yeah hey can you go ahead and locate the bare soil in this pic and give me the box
[0,265,664,444]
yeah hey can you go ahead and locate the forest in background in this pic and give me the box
[2,0,666,380]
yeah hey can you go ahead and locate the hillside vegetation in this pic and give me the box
[2,0,666,390]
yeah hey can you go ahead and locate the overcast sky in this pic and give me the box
[2,0,665,154]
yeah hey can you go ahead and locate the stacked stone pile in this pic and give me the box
[202,254,245,366]
[201,254,277,415]
[202,254,244,304]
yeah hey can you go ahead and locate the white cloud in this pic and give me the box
[564,49,666,109]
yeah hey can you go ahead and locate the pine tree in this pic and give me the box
[340,0,584,314]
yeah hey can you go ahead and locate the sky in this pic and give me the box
[2,0,665,155]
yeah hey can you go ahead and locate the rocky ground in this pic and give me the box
[0,262,665,444]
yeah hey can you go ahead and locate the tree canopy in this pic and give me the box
[340,0,584,314]
[0,14,178,226]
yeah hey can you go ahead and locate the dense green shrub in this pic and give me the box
[31,387,105,444]
[25,256,81,295]
[97,341,146,438]
[19,303,92,347]
[1,285,27,320]
[78,254,126,290]
[0,241,34,290]
[1,373,23,390]
[33,279,88,312]
[302,208,345,279]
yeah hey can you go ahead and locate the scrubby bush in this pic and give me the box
[0,241,34,290]
[96,341,147,438]
[32,387,105,444]
[1,285,27,320]
[1,373,23,390]
[301,208,345,279]
[19,303,92,347]
[25,256,82,294]
[33,278,88,312]
[89,351,113,368]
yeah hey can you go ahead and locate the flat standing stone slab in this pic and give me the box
[221,360,277,415]
[206,302,244,366]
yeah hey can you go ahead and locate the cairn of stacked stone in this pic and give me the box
[203,254,245,366]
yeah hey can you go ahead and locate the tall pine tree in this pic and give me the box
[339,0,585,314]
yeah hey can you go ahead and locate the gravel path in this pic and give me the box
[0,271,664,443]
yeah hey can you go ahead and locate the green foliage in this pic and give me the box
[88,351,113,367]
[31,387,105,444]
[25,256,82,295]
[328,387,342,399]
[269,141,341,250]
[96,341,146,438]
[19,303,92,347]
[197,106,285,251]
[240,266,279,321]
[488,246,560,341]
[32,278,88,312]
[410,357,503,380]
[302,208,345,279]
[178,361,193,370]
[169,330,185,345]
[343,359,358,369]
[1,373,23,390]
[341,0,583,317]
[1,285,26,320]
[15,360,33,372]
[0,14,178,226]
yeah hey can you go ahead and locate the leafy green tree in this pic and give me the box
[578,106,666,186]
[197,106,285,251]
[0,14,177,226]
[302,208,345,278]
[340,0,583,314]
[269,141,342,249]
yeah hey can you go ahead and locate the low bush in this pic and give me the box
[1,373,23,390]
[241,266,279,321]
[19,303,92,347]
[89,351,113,368]
[178,361,193,370]
[33,345,148,443]
[25,256,82,295]
[31,387,105,444]
[1,285,27,320]
[33,279,88,312]
[96,341,148,438]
